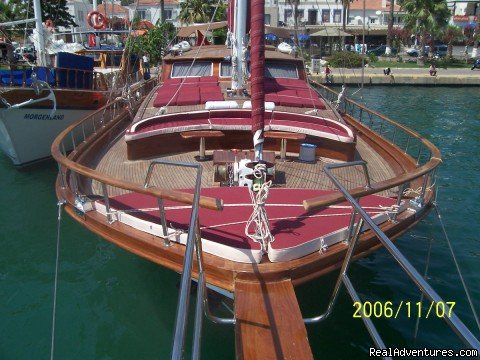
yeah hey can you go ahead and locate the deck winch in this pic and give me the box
[213,154,275,187]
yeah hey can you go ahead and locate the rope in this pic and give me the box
[103,203,391,215]
[412,228,433,344]
[244,163,274,249]
[403,184,434,198]
[434,203,480,333]
[50,200,65,360]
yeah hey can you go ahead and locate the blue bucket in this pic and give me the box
[299,143,317,162]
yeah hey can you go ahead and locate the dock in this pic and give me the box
[310,67,480,86]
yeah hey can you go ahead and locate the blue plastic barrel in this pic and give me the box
[299,143,317,162]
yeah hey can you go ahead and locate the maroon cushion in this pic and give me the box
[277,95,305,107]
[184,77,201,84]
[163,78,182,85]
[153,92,178,107]
[265,94,279,103]
[210,109,251,119]
[277,89,297,96]
[201,91,224,103]
[176,88,201,105]
[209,118,251,127]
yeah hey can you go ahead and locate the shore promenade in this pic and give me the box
[309,67,480,86]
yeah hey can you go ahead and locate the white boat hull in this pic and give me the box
[0,107,93,166]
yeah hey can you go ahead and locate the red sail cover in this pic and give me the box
[250,0,265,135]
[227,0,234,31]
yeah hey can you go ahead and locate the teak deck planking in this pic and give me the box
[90,136,396,197]
[234,279,314,360]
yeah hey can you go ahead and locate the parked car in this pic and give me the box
[406,44,448,58]
[427,44,448,57]
[406,47,420,56]
[366,45,398,56]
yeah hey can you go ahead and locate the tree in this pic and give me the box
[391,27,412,50]
[336,0,356,31]
[0,0,77,28]
[401,0,450,64]
[126,21,176,65]
[441,25,463,57]
[178,0,225,24]
[0,1,16,25]
[386,0,395,55]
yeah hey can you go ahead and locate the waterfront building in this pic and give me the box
[128,0,181,28]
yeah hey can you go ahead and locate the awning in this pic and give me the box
[177,22,227,38]
[264,25,293,39]
[310,29,353,37]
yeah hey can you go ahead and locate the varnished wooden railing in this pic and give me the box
[305,81,442,211]
[51,79,223,211]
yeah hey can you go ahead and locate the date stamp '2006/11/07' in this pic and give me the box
[353,301,456,319]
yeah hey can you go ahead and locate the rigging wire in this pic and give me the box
[434,203,480,333]
[157,0,224,111]
[413,225,434,344]
[50,200,66,360]
[288,0,367,103]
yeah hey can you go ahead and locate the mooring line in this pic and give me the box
[435,204,480,333]
[51,200,65,360]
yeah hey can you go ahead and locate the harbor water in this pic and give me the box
[1,87,479,359]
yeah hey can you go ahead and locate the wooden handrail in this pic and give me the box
[51,94,224,212]
[303,157,441,211]
[311,81,442,155]
[304,82,442,211]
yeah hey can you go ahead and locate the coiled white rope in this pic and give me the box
[244,163,274,250]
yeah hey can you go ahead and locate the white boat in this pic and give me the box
[0,4,138,167]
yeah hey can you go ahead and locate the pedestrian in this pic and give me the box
[142,53,150,79]
[324,64,332,83]
[429,63,437,76]
[471,58,480,70]
[383,67,391,76]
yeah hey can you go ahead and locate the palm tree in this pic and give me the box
[179,0,223,24]
[287,0,300,45]
[401,0,450,64]
[441,24,464,58]
[336,0,356,31]
[386,0,394,55]
[473,19,479,58]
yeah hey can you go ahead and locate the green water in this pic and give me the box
[1,87,479,359]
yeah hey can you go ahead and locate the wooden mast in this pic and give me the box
[233,0,313,357]
[250,0,265,161]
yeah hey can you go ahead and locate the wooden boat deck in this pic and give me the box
[90,134,396,197]
[234,279,313,359]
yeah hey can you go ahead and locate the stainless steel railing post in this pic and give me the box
[321,162,480,351]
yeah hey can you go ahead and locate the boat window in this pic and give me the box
[220,61,232,77]
[265,62,298,79]
[171,61,213,77]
